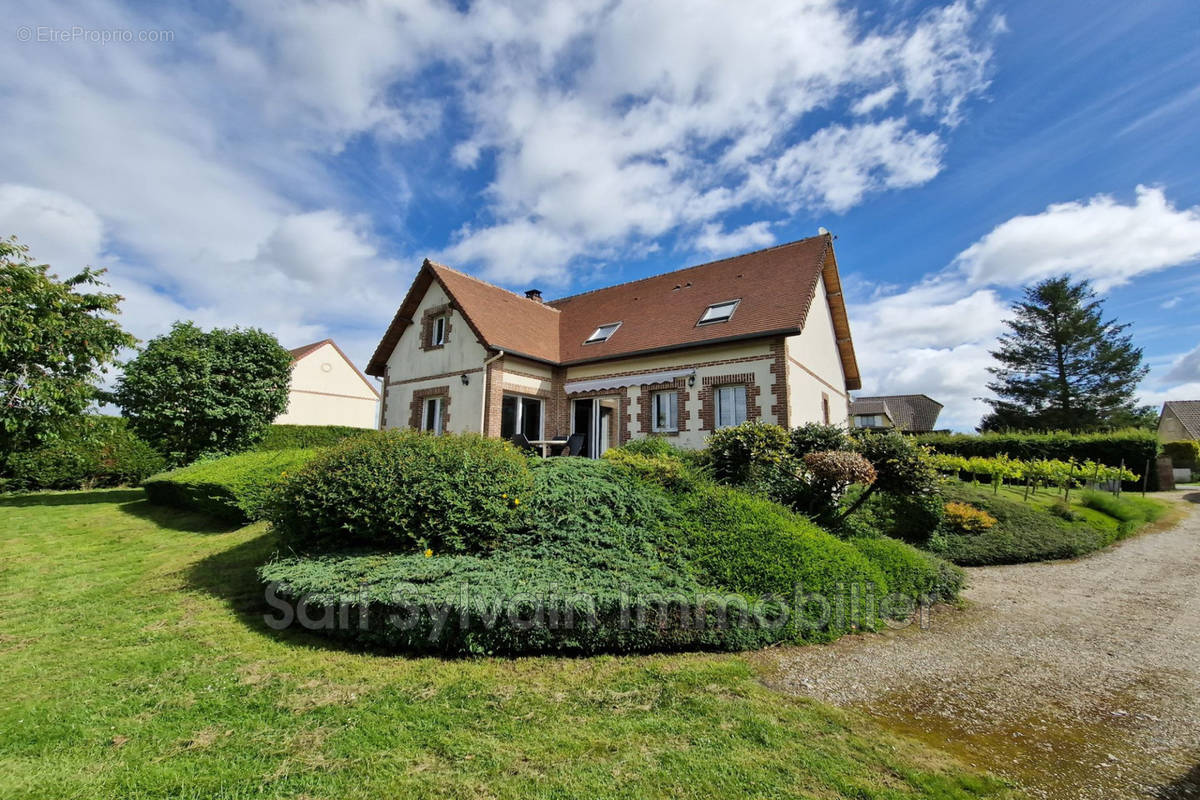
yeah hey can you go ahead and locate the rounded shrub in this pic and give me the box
[269,430,531,553]
[513,457,677,564]
[673,484,887,603]
[707,421,789,485]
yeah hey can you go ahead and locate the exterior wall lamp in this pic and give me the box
[461,373,470,386]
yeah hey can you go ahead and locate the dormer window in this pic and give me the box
[432,315,447,346]
[584,322,621,344]
[698,299,739,325]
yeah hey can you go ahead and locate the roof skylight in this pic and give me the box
[698,299,740,325]
[584,322,621,344]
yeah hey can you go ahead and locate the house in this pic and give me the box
[1158,400,1200,441]
[365,234,861,456]
[276,339,380,429]
[849,394,943,433]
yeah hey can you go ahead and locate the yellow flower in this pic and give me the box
[501,493,508,499]
[424,548,433,558]
[512,498,520,506]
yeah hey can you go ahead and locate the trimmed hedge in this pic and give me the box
[142,448,319,523]
[255,424,373,451]
[916,429,1160,490]
[2,416,164,491]
[929,481,1157,565]
[672,484,887,605]
[1162,440,1200,468]
[258,551,857,656]
[269,430,531,554]
[851,537,964,603]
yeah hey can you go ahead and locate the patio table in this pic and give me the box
[528,439,569,457]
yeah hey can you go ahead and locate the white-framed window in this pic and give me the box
[432,315,447,346]
[423,396,444,434]
[652,390,678,432]
[855,414,881,428]
[500,394,544,440]
[714,385,747,428]
[584,322,621,344]
[698,299,740,325]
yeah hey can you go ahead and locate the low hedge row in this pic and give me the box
[255,424,373,451]
[929,481,1158,566]
[142,448,320,523]
[915,429,1160,490]
[258,548,923,656]
[2,416,164,491]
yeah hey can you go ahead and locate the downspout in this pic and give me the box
[480,350,505,435]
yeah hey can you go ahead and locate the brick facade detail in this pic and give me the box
[634,377,691,436]
[418,304,453,352]
[409,385,451,430]
[768,338,789,427]
[698,372,762,432]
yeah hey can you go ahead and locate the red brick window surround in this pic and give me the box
[699,373,761,431]
[634,378,690,437]
[419,304,453,352]
[409,386,451,431]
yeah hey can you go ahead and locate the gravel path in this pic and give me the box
[762,490,1200,799]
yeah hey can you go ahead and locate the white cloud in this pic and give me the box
[852,85,899,115]
[954,185,1200,290]
[0,184,105,271]
[1164,344,1200,385]
[694,222,776,257]
[772,120,944,212]
[849,281,1009,430]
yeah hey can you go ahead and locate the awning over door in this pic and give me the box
[564,368,696,395]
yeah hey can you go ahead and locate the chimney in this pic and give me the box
[524,289,543,303]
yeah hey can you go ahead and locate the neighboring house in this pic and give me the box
[276,339,380,429]
[1158,400,1200,441]
[849,394,943,433]
[365,234,862,456]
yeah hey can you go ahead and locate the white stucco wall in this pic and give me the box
[276,342,379,428]
[784,278,850,427]
[381,282,491,433]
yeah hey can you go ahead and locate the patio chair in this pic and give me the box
[552,432,585,457]
[509,433,540,456]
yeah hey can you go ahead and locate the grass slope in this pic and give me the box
[0,490,1014,800]
[933,482,1170,566]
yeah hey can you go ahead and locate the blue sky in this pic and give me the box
[3,0,1199,430]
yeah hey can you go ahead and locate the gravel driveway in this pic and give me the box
[761,490,1200,799]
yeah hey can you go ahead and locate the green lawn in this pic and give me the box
[0,489,1015,800]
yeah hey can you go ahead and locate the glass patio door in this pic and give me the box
[571,397,619,457]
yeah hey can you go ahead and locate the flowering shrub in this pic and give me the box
[942,501,997,533]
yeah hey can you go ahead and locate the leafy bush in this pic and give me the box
[673,485,886,610]
[1078,490,1164,524]
[512,458,677,565]
[260,551,825,656]
[269,430,531,553]
[256,424,373,451]
[837,489,945,545]
[116,322,293,465]
[787,423,853,460]
[707,421,789,485]
[850,537,964,603]
[1047,498,1078,521]
[916,429,1160,490]
[2,415,164,491]
[1162,440,1200,468]
[142,448,319,522]
[942,501,997,533]
[602,446,697,493]
[853,431,939,497]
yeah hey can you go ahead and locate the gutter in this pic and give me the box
[479,350,505,434]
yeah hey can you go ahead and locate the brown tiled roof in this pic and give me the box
[849,399,893,420]
[366,235,861,390]
[289,338,380,398]
[1163,401,1200,438]
[289,338,331,361]
[851,394,943,432]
